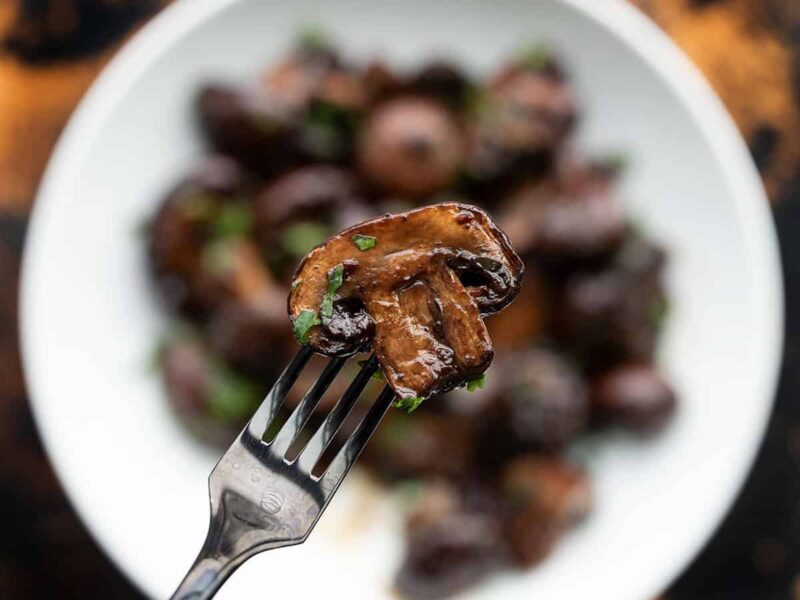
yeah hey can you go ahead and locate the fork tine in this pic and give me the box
[318,386,395,497]
[269,356,347,457]
[296,355,378,473]
[246,346,313,439]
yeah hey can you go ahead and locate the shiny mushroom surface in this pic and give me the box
[288,203,523,404]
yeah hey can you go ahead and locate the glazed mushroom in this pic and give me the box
[161,336,268,447]
[463,54,577,198]
[484,348,589,454]
[357,96,464,199]
[499,455,592,566]
[497,161,626,268]
[590,363,676,434]
[148,155,258,318]
[288,203,524,405]
[196,85,306,177]
[554,231,668,370]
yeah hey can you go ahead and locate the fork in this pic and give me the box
[170,346,395,600]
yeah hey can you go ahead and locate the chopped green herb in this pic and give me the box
[207,364,264,423]
[503,481,533,508]
[303,101,358,160]
[602,152,630,174]
[178,191,217,220]
[280,222,330,257]
[393,396,425,414]
[378,418,412,450]
[321,264,345,320]
[291,279,302,290]
[463,85,490,117]
[297,24,328,51]
[145,338,167,374]
[135,217,151,239]
[352,234,377,251]
[466,373,487,392]
[250,110,286,136]
[518,42,551,71]
[212,203,253,239]
[307,100,356,129]
[397,479,425,503]
[357,359,384,381]
[201,238,236,275]
[651,295,669,325]
[292,309,321,344]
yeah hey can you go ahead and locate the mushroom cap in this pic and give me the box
[357,96,464,198]
[590,363,676,434]
[288,202,523,401]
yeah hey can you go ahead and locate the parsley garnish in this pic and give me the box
[357,359,384,381]
[352,234,377,251]
[518,42,551,71]
[293,309,321,344]
[651,295,669,325]
[280,222,330,257]
[466,373,487,392]
[321,264,344,320]
[602,152,630,174]
[393,396,425,413]
[213,203,253,238]
[178,191,217,221]
[297,25,328,52]
[207,364,264,423]
[201,238,236,274]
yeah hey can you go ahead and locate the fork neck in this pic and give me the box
[169,523,245,600]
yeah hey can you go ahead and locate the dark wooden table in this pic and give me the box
[1,1,798,598]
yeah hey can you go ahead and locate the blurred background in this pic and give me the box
[1,0,799,598]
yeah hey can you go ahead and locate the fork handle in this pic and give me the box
[169,522,254,600]
[170,555,234,600]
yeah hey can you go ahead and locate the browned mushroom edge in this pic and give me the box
[287,202,523,408]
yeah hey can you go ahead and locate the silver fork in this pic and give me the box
[170,347,395,600]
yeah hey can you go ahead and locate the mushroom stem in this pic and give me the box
[365,287,457,400]
[425,268,494,372]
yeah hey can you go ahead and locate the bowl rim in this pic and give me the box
[20,0,784,598]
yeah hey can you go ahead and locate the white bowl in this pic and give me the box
[20,0,783,599]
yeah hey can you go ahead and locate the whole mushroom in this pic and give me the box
[499,455,592,566]
[590,363,677,434]
[148,156,259,318]
[357,97,464,199]
[196,85,305,177]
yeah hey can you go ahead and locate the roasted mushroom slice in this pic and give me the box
[288,203,523,405]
